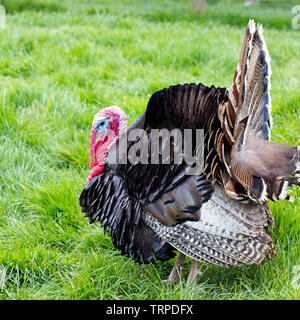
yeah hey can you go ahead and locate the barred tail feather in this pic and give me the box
[221,20,299,203]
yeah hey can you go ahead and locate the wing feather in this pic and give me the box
[79,171,176,264]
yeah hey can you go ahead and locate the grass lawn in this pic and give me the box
[0,0,299,300]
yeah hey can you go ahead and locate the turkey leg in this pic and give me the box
[162,252,185,284]
[187,259,200,285]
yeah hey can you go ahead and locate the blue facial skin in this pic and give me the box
[96,118,109,132]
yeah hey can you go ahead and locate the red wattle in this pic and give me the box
[86,164,105,183]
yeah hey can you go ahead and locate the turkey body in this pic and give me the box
[80,84,224,264]
[79,20,299,283]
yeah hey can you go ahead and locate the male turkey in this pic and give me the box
[79,20,299,284]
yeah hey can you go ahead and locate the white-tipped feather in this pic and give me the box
[278,181,289,200]
[258,22,273,133]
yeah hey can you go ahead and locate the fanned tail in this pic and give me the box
[219,19,299,203]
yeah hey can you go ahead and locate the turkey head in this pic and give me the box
[87,106,127,183]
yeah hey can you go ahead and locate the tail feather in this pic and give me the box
[223,19,272,147]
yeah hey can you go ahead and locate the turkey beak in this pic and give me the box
[95,130,107,145]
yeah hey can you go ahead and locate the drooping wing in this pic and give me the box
[79,170,176,264]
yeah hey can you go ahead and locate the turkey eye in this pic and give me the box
[97,120,106,131]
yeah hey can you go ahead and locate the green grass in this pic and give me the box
[0,0,299,300]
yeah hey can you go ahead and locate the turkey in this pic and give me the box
[79,20,299,285]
